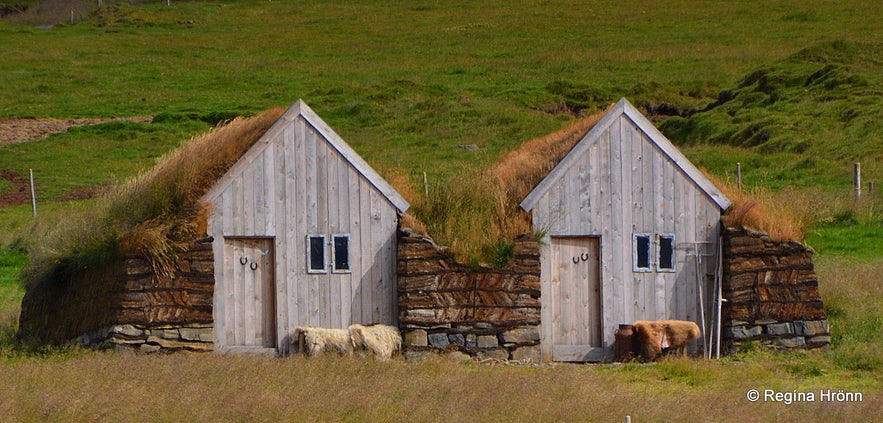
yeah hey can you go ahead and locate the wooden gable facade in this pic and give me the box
[202,100,409,355]
[521,98,731,362]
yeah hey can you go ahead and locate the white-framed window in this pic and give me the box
[657,234,676,272]
[331,234,351,273]
[307,234,327,274]
[633,232,677,273]
[632,233,653,272]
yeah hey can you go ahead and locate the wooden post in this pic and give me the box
[70,9,75,25]
[736,162,742,191]
[869,181,876,195]
[30,169,37,217]
[854,163,861,203]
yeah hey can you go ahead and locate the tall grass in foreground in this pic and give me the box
[0,346,878,421]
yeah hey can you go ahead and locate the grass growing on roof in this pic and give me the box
[409,107,608,265]
[21,107,284,291]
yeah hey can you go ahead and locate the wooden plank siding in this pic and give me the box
[522,98,728,361]
[204,101,408,354]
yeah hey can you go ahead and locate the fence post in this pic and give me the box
[736,162,742,191]
[30,169,37,217]
[854,163,861,203]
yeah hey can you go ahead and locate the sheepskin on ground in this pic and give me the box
[348,324,402,360]
[632,320,701,361]
[293,326,353,356]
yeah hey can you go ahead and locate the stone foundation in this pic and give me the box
[72,323,214,353]
[722,227,830,352]
[19,238,216,353]
[397,230,542,362]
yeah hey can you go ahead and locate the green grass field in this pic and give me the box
[1,0,881,420]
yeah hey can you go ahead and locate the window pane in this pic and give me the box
[636,235,650,269]
[309,236,325,271]
[658,235,674,270]
[333,235,349,271]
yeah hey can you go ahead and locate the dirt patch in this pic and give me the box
[0,116,152,145]
[0,116,150,206]
[0,170,31,207]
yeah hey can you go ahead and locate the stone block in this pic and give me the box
[765,323,793,335]
[807,335,831,345]
[140,343,161,353]
[404,329,428,347]
[501,326,540,343]
[475,322,494,330]
[476,349,510,361]
[428,333,450,348]
[755,319,778,325]
[448,333,466,346]
[728,325,762,340]
[776,337,806,348]
[179,327,212,341]
[110,335,146,345]
[510,345,541,363]
[794,320,829,336]
[111,324,144,337]
[477,335,499,348]
[465,334,477,348]
[149,329,180,339]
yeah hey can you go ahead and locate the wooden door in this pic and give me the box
[550,236,603,361]
[225,237,276,349]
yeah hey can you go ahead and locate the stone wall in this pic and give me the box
[722,227,830,352]
[19,238,216,353]
[397,229,542,362]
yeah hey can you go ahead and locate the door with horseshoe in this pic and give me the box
[224,237,276,349]
[550,236,603,361]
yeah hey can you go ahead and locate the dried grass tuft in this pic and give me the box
[708,172,810,242]
[411,107,609,264]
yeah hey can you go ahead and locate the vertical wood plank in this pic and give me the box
[338,159,353,326]
[287,120,303,335]
[326,148,341,329]
[369,190,384,323]
[252,150,265,236]
[588,237,601,347]
[274,133,288,352]
[380,204,396,324]
[244,240,256,346]
[359,178,372,323]
[315,130,329,327]
[303,120,317,326]
[598,129,613,343]
[232,239,244,345]
[242,163,254,236]
[262,146,275,236]
[539,234,553,360]
[608,118,625,338]
[348,165,363,325]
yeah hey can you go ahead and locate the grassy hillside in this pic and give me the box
[664,41,882,189]
[2,0,882,184]
[0,1,881,421]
